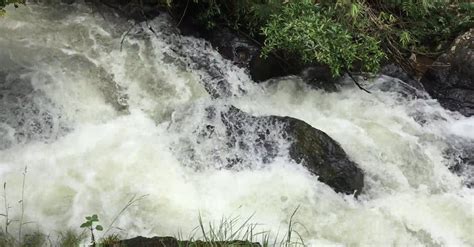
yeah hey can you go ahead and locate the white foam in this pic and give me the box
[0,3,473,246]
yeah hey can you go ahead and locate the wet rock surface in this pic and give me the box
[0,69,67,149]
[299,65,338,92]
[119,236,261,247]
[93,0,162,22]
[381,64,425,92]
[218,106,364,196]
[445,143,474,188]
[421,29,474,116]
[206,27,259,70]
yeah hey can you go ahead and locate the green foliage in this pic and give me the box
[261,0,472,76]
[80,214,103,231]
[262,0,385,76]
[172,0,282,34]
[0,0,24,15]
[176,0,472,76]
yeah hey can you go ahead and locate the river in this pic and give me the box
[0,2,473,246]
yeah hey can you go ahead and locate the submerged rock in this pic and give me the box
[380,64,425,92]
[299,65,338,92]
[281,115,364,196]
[220,106,364,196]
[421,29,474,116]
[206,27,259,70]
[445,143,474,188]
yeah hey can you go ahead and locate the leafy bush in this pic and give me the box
[262,1,385,76]
[177,0,472,77]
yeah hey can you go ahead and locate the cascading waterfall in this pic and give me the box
[0,2,473,246]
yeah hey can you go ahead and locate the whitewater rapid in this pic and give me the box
[1,2,473,246]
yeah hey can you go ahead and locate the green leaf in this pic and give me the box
[95,225,103,231]
[91,214,99,222]
[80,222,92,228]
[86,216,92,221]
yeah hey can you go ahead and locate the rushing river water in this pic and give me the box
[1,2,473,246]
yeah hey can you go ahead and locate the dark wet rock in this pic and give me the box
[175,18,297,83]
[219,106,364,196]
[445,144,474,188]
[92,0,163,22]
[0,69,68,149]
[60,0,75,4]
[119,236,261,247]
[280,116,364,195]
[421,29,474,116]
[300,65,338,92]
[282,115,364,195]
[206,27,259,69]
[381,64,425,92]
[368,75,429,100]
[190,26,292,82]
[249,54,292,82]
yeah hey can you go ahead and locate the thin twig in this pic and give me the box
[120,24,135,52]
[18,166,27,244]
[2,182,9,235]
[345,69,371,94]
[177,0,190,27]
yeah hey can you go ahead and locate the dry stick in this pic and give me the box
[2,182,9,235]
[364,4,414,75]
[90,225,96,247]
[139,0,157,36]
[18,166,27,244]
[345,69,371,94]
[120,24,135,52]
[177,0,190,27]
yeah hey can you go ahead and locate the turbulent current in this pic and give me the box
[1,3,473,246]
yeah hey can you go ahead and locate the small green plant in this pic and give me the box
[81,214,103,247]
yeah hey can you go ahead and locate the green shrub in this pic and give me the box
[176,0,472,77]
[262,0,385,76]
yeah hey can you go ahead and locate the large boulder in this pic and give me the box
[421,29,474,116]
[282,116,364,196]
[219,106,364,196]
